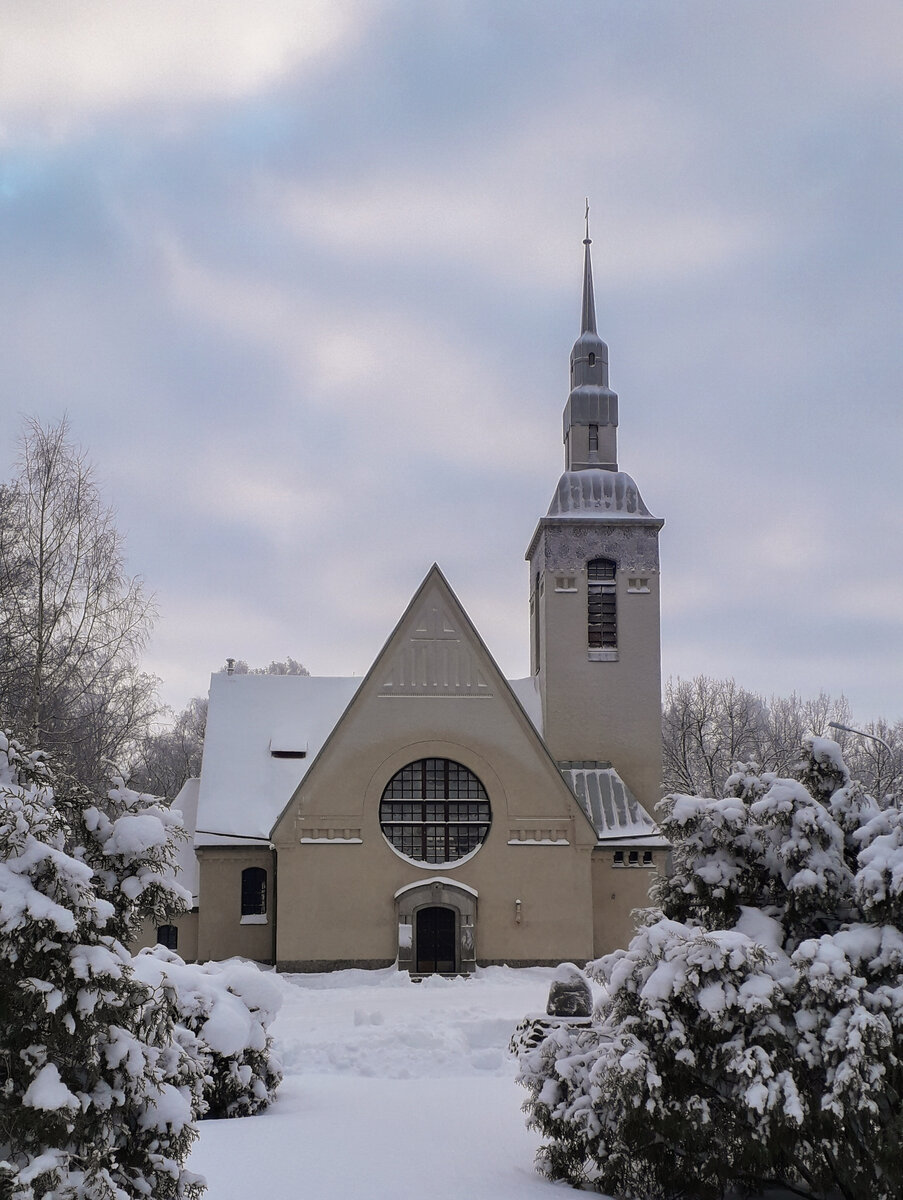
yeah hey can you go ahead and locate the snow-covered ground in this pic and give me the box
[188,965,565,1200]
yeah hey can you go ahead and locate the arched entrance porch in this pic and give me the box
[394,877,478,975]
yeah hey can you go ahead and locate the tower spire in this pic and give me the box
[582,198,597,335]
[563,207,618,472]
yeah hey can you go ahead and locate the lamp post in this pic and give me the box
[827,721,894,759]
[828,722,899,804]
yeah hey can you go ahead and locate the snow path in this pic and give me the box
[189,965,570,1200]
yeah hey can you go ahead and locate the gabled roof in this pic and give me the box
[194,674,360,846]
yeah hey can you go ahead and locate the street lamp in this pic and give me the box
[827,722,894,759]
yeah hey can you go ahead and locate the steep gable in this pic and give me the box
[271,564,597,843]
[379,584,494,698]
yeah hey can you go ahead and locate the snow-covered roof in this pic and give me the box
[170,776,200,903]
[193,671,547,848]
[194,674,361,847]
[546,469,656,519]
[561,765,668,846]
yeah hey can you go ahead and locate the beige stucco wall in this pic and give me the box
[590,847,668,958]
[273,725,598,969]
[536,566,663,809]
[131,910,199,962]
[269,574,602,970]
[196,846,275,964]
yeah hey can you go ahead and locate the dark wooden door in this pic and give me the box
[416,906,456,973]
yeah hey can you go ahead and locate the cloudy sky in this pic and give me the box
[2,0,902,723]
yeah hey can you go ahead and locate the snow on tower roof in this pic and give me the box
[561,765,668,846]
[194,673,361,847]
[547,468,656,519]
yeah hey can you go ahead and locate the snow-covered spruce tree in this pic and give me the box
[0,732,205,1199]
[515,736,903,1200]
[134,950,283,1120]
[57,758,282,1124]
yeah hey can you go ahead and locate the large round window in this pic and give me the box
[379,757,491,865]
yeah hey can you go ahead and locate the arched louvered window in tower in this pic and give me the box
[587,557,617,651]
[241,867,267,916]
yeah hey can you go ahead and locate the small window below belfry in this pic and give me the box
[627,578,650,593]
[588,352,596,367]
[554,576,577,592]
[613,850,625,867]
[588,423,599,452]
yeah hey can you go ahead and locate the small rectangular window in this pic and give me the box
[627,578,650,593]
[643,851,654,866]
[241,867,267,916]
[613,850,624,867]
[628,850,639,866]
[157,924,178,951]
[588,424,599,452]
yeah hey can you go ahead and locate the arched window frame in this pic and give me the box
[240,866,267,920]
[587,556,617,659]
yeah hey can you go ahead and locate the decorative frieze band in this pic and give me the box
[299,827,362,843]
[536,524,660,574]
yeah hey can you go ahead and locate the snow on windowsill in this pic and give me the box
[240,914,268,925]
[384,841,484,872]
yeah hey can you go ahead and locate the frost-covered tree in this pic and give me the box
[134,950,283,1120]
[662,675,903,802]
[0,417,159,790]
[127,697,208,801]
[0,732,205,1199]
[219,657,309,677]
[516,736,903,1200]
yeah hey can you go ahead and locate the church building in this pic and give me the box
[162,228,668,973]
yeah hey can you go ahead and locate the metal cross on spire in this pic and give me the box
[584,197,591,244]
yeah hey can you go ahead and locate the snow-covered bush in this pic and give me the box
[515,736,903,1200]
[0,731,205,1199]
[135,949,283,1119]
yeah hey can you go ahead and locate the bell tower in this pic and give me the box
[525,216,664,809]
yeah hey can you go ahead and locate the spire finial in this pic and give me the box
[581,202,597,334]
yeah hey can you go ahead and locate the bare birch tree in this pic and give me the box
[662,675,902,802]
[0,417,158,787]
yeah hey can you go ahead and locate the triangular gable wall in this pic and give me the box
[379,587,494,697]
[271,564,596,840]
